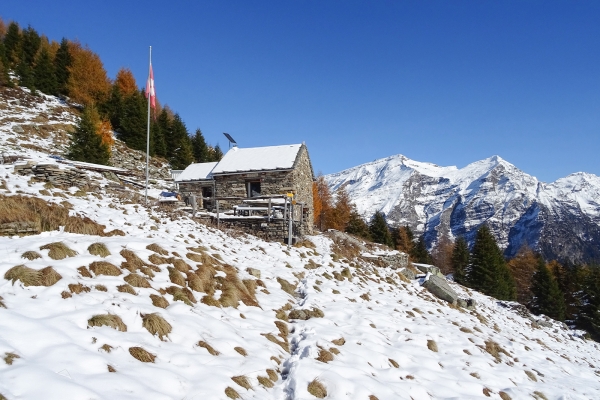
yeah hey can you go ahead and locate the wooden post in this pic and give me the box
[268,198,272,223]
[216,199,220,228]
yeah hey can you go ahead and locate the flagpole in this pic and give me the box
[145,46,151,205]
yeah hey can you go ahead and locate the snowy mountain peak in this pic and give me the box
[326,153,600,263]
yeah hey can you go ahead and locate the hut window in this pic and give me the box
[247,181,261,197]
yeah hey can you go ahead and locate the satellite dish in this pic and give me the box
[223,132,237,148]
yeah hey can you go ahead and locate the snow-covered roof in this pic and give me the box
[211,144,302,175]
[176,162,218,182]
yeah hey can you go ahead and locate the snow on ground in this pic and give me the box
[0,162,600,400]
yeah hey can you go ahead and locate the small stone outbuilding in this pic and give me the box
[176,143,315,237]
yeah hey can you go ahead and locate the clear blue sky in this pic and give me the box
[3,1,599,182]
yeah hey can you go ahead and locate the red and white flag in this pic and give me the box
[146,64,156,109]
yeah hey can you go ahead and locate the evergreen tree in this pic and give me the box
[33,47,57,94]
[153,108,170,158]
[66,106,110,165]
[213,144,224,161]
[529,256,566,321]
[451,236,469,284]
[467,225,516,300]
[0,44,9,86]
[576,266,600,341]
[412,235,432,264]
[191,128,210,162]
[345,209,371,240]
[54,38,71,96]
[3,22,21,68]
[369,211,393,248]
[16,58,34,90]
[20,26,41,67]
[168,114,194,169]
[118,89,147,151]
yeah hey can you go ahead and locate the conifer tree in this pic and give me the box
[213,144,224,161]
[412,235,432,264]
[394,225,414,254]
[576,266,600,340]
[16,58,35,90]
[54,38,71,96]
[20,26,41,67]
[33,47,57,94]
[67,41,110,105]
[191,128,210,162]
[168,114,194,169]
[345,209,371,240]
[153,108,170,158]
[3,22,21,68]
[529,256,566,321]
[369,211,393,248]
[66,106,110,165]
[467,225,516,300]
[451,236,469,284]
[507,246,538,305]
[118,89,147,151]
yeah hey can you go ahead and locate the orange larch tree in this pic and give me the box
[114,67,138,97]
[66,41,111,106]
[507,245,539,305]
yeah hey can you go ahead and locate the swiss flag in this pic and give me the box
[146,64,156,109]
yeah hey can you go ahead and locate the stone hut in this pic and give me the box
[176,143,315,237]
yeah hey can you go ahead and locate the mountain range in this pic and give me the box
[326,154,600,264]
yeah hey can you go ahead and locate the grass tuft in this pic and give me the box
[88,242,111,257]
[0,296,5,309]
[4,265,61,286]
[332,337,346,346]
[224,387,240,399]
[266,369,278,382]
[168,266,186,286]
[499,391,512,400]
[197,341,220,356]
[88,314,127,332]
[262,333,290,353]
[389,358,399,368]
[258,375,274,388]
[117,284,136,295]
[21,250,42,260]
[316,348,334,363]
[120,249,145,271]
[427,339,438,352]
[277,277,297,295]
[172,258,191,272]
[77,266,92,278]
[124,273,151,288]
[107,364,116,372]
[129,346,156,363]
[142,313,172,340]
[307,378,327,398]
[89,261,121,276]
[525,370,538,382]
[40,242,77,260]
[95,284,107,292]
[234,346,247,356]
[69,283,91,294]
[3,352,20,365]
[100,344,113,353]
[150,294,169,308]
[166,286,196,305]
[231,375,252,390]
[147,243,169,255]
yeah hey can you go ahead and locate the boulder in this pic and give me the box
[413,263,445,278]
[422,275,458,305]
[398,267,416,280]
[457,298,477,310]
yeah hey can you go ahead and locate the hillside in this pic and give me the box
[325,154,600,264]
[0,148,600,399]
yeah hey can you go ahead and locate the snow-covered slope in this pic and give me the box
[1,157,600,399]
[326,154,600,263]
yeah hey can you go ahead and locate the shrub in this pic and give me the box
[40,242,77,260]
[87,314,127,331]
[88,242,110,257]
[307,378,327,398]
[89,261,121,276]
[129,346,155,363]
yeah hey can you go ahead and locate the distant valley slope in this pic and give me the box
[326,154,600,264]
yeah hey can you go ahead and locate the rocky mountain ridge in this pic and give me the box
[326,154,600,264]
